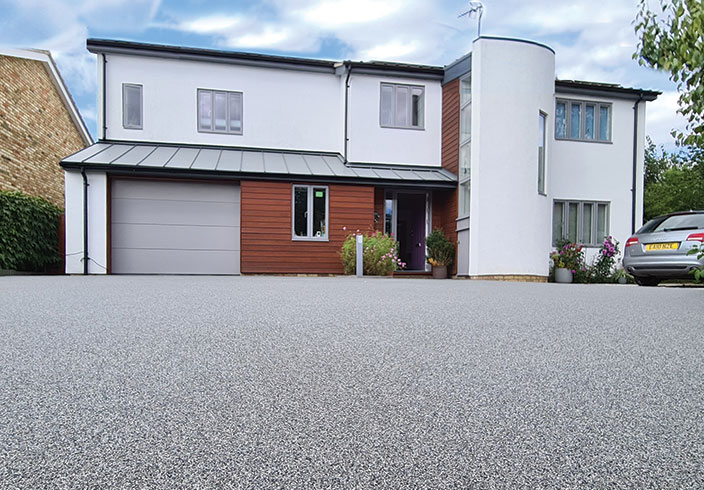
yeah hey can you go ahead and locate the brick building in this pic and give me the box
[0,48,92,207]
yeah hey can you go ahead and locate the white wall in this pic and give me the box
[64,170,108,274]
[469,38,555,277]
[104,54,344,153]
[347,73,442,166]
[550,95,646,262]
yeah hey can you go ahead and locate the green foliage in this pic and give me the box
[550,239,585,271]
[425,228,454,267]
[687,243,704,282]
[550,237,625,284]
[340,231,404,275]
[634,0,704,147]
[0,190,62,272]
[589,236,621,283]
[643,138,704,220]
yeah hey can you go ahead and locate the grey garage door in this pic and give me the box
[111,179,240,274]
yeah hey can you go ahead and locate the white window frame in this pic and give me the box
[122,83,143,130]
[553,200,610,247]
[379,82,425,130]
[291,185,329,241]
[458,74,471,218]
[555,98,612,143]
[197,88,243,135]
[538,111,547,195]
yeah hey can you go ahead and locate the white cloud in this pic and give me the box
[646,91,686,148]
[361,40,420,60]
[300,0,403,26]
[178,16,242,35]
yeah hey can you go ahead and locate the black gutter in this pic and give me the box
[556,80,660,101]
[343,62,352,163]
[81,167,89,275]
[102,54,107,139]
[632,93,644,233]
[60,163,458,189]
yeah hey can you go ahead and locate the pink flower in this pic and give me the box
[343,226,347,231]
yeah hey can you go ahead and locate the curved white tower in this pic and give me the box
[469,37,555,278]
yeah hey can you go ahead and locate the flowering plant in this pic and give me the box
[550,240,584,272]
[590,236,620,282]
[340,229,405,275]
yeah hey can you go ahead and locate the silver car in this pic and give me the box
[623,210,704,286]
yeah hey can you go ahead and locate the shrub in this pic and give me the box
[340,230,404,275]
[426,228,454,267]
[589,236,620,283]
[687,243,704,282]
[0,190,62,272]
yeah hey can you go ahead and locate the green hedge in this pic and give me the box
[0,190,63,271]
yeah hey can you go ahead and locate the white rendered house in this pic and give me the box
[60,36,658,278]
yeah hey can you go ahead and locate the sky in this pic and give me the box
[0,0,686,150]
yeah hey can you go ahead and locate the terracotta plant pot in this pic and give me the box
[432,265,448,279]
[554,267,573,283]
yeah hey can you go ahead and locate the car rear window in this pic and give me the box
[637,217,665,233]
[652,213,704,232]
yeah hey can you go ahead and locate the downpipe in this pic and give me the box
[81,167,89,275]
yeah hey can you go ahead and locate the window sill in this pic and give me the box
[554,137,612,144]
[292,236,329,242]
[198,129,244,136]
[123,125,143,130]
[380,125,425,131]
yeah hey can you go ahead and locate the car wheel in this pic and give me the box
[634,276,661,287]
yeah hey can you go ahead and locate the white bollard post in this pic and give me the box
[355,234,363,277]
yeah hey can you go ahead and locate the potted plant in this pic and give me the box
[550,241,584,283]
[612,267,629,284]
[426,228,455,279]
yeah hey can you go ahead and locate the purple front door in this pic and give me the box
[396,193,426,271]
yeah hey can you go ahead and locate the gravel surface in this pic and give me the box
[0,276,702,488]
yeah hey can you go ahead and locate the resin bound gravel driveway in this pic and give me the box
[0,276,702,488]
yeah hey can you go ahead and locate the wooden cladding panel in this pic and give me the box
[442,79,460,175]
[432,188,458,276]
[240,180,374,274]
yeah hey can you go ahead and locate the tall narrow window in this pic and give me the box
[197,89,243,134]
[599,106,611,141]
[122,83,142,129]
[553,202,564,242]
[555,101,566,138]
[380,83,424,129]
[570,103,581,139]
[292,185,329,240]
[585,104,595,140]
[538,112,546,194]
[458,74,471,218]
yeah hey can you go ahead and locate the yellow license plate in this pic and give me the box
[645,242,679,251]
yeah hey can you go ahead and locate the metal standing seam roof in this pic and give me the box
[61,142,458,186]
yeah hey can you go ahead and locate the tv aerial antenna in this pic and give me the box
[458,2,484,38]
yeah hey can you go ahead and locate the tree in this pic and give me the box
[634,0,704,147]
[643,138,704,220]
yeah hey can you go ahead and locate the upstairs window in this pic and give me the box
[380,83,424,129]
[198,89,243,135]
[292,185,328,241]
[122,84,142,130]
[555,99,611,142]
